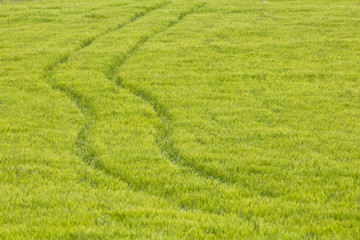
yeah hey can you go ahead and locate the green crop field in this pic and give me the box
[1,0,359,239]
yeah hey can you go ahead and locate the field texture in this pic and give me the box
[1,0,360,239]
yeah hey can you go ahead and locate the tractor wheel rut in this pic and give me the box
[43,2,168,185]
[106,3,229,183]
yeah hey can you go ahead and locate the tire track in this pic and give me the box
[43,2,169,182]
[42,2,239,216]
[106,3,230,183]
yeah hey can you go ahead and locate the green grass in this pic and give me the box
[1,0,359,239]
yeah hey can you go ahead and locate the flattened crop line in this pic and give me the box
[107,3,232,183]
[45,1,170,73]
[106,3,206,81]
[43,2,169,184]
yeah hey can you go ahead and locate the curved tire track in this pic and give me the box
[42,2,238,216]
[106,3,230,183]
[43,2,169,182]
